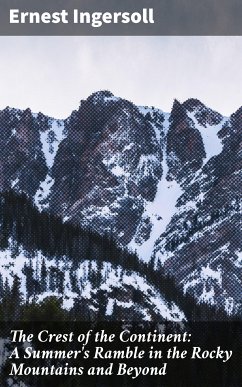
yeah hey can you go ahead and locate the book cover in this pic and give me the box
[0,1,241,386]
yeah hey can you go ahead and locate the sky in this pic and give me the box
[0,36,241,118]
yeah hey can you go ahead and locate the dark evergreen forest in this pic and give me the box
[0,191,238,321]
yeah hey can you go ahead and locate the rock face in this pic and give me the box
[0,107,65,202]
[153,105,241,316]
[0,91,241,317]
[166,100,206,184]
[50,91,164,245]
[0,108,48,195]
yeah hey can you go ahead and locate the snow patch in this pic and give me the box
[201,265,222,285]
[34,174,54,210]
[129,131,182,263]
[40,119,65,168]
[187,111,226,163]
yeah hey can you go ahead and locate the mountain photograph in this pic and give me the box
[0,90,241,322]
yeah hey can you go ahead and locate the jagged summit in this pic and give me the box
[87,89,115,101]
[183,98,205,110]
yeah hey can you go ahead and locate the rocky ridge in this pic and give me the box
[0,91,241,317]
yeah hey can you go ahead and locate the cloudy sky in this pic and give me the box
[0,36,241,118]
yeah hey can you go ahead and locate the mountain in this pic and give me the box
[0,91,241,318]
[0,191,188,322]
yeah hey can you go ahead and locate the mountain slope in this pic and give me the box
[153,106,242,316]
[0,92,241,317]
[0,191,187,321]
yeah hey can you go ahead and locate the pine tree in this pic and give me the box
[40,258,48,292]
[11,275,23,320]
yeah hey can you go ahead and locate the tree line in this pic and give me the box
[0,190,238,321]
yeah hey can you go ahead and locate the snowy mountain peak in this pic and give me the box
[0,92,241,317]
